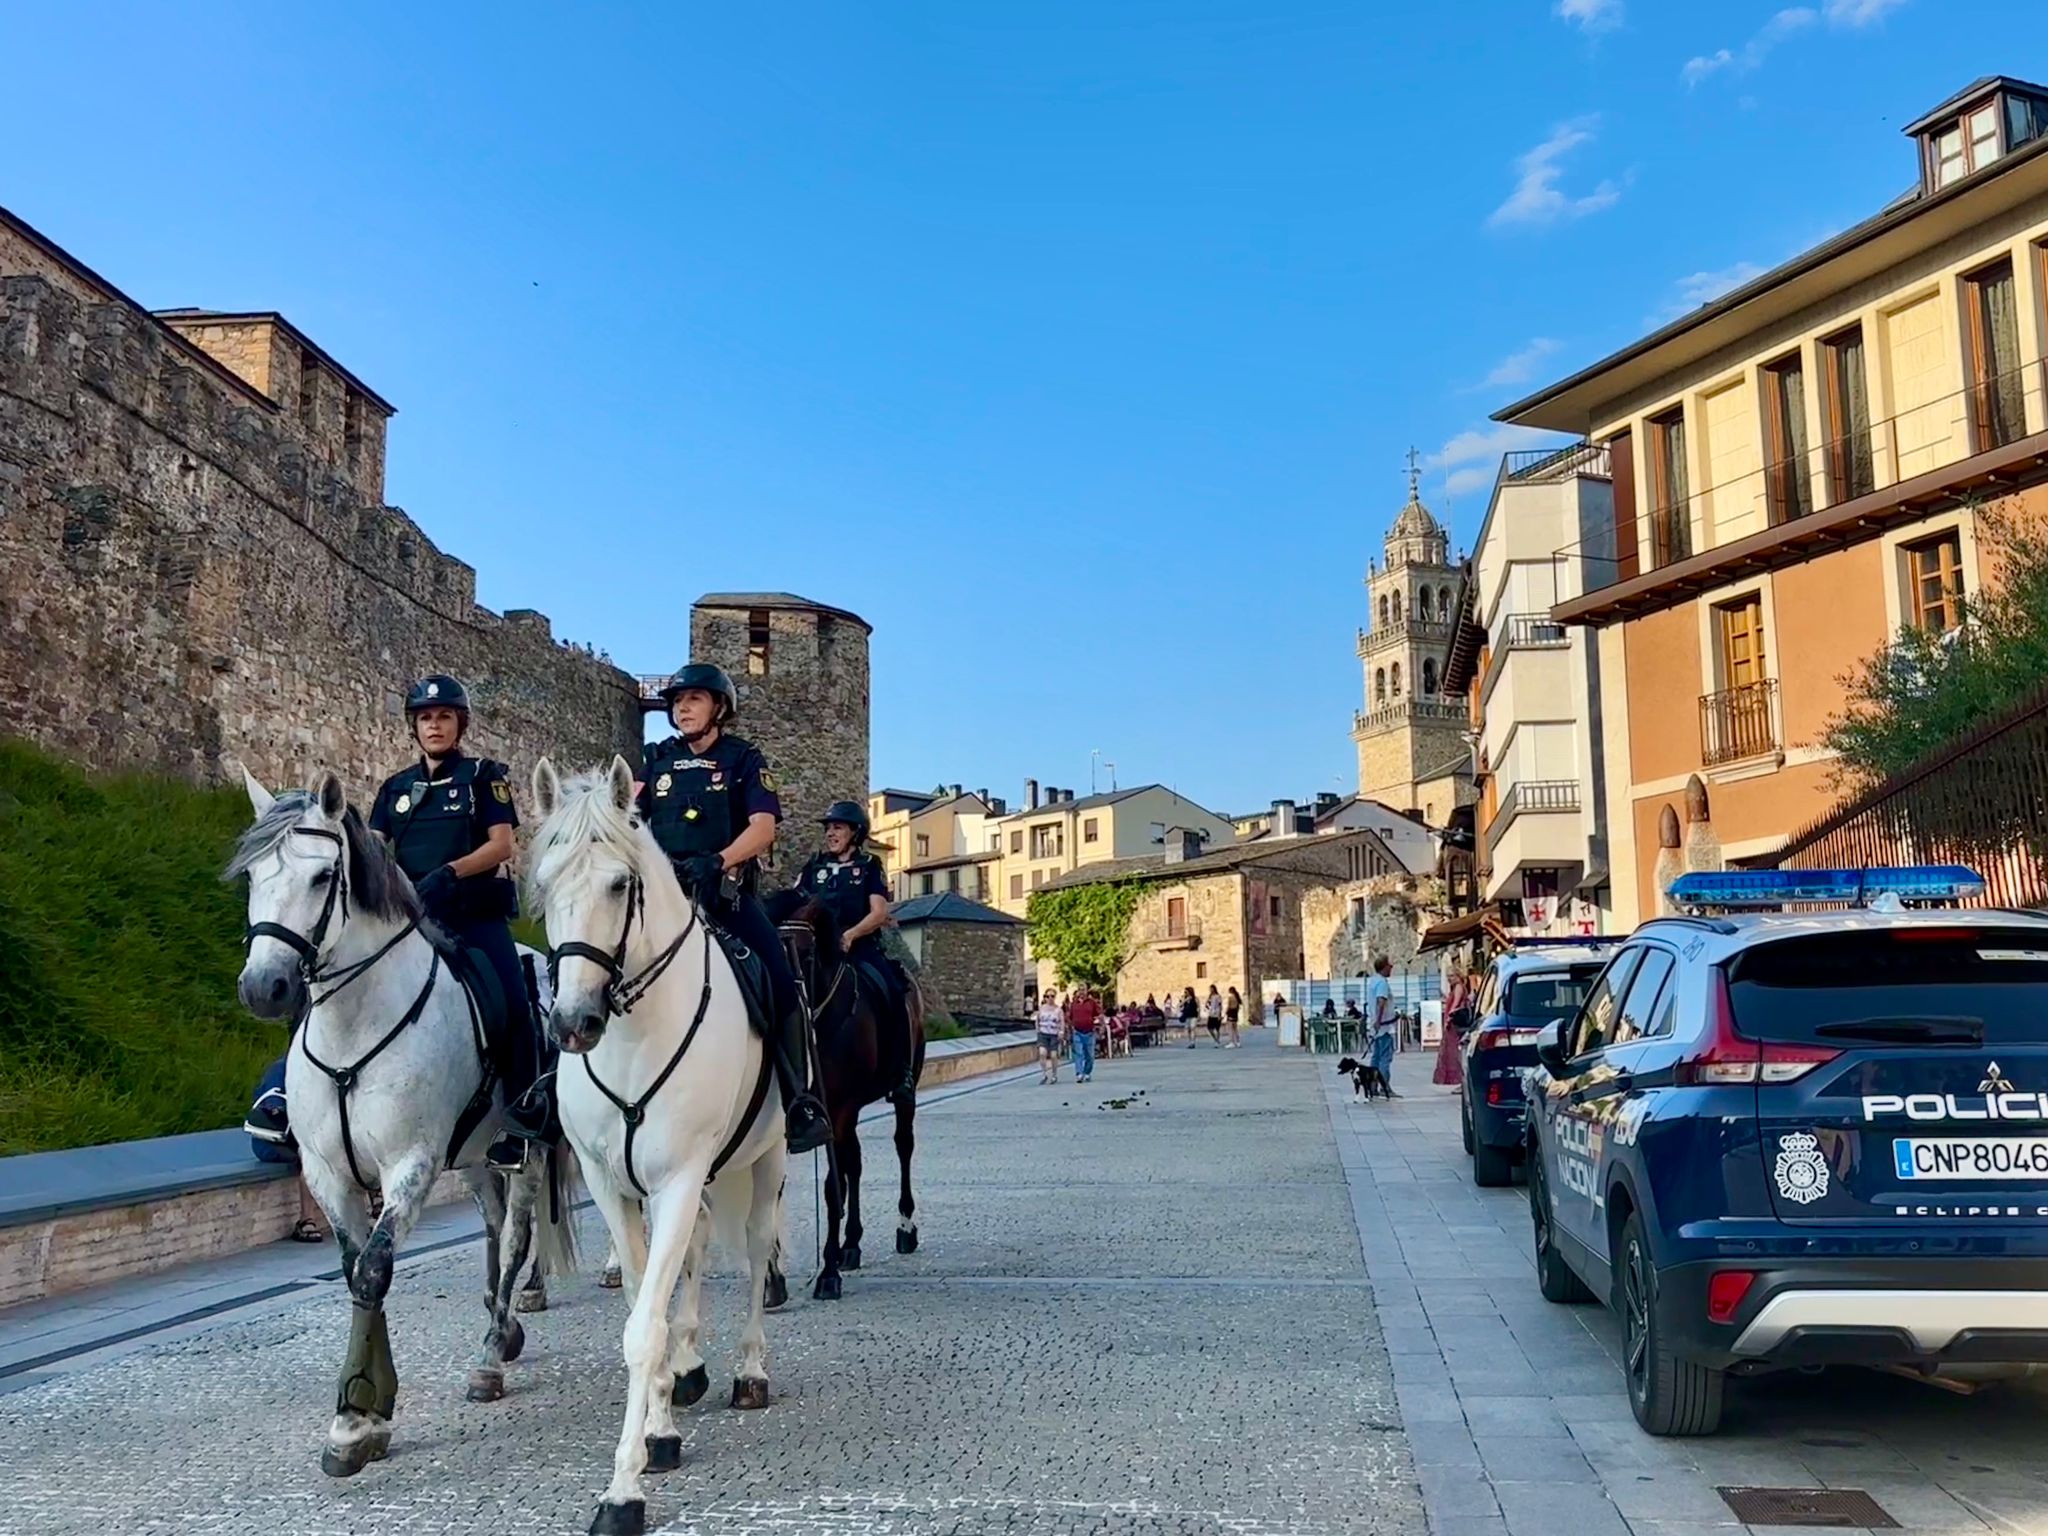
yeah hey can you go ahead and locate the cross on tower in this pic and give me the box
[1405,447,1421,500]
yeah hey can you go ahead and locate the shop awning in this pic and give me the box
[1417,905,1500,953]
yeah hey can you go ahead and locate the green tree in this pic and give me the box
[1025,882,1144,989]
[1822,499,2048,791]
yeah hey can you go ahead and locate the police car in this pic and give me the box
[1523,866,2048,1435]
[1461,940,1619,1187]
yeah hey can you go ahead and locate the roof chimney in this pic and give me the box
[950,783,963,798]
[1025,778,1039,810]
[1270,798,1297,838]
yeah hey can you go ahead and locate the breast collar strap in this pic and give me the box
[300,950,443,1192]
[579,921,716,1198]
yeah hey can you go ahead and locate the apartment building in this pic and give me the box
[987,780,1237,917]
[866,785,1005,904]
[1498,75,2048,923]
[1446,443,1617,932]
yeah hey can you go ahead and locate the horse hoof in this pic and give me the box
[730,1376,771,1411]
[672,1364,709,1406]
[763,1267,789,1311]
[896,1227,918,1255]
[599,1264,623,1290]
[515,1283,548,1314]
[466,1368,505,1402]
[499,1317,526,1363]
[813,1271,842,1301]
[589,1498,646,1536]
[841,1245,861,1271]
[321,1438,381,1478]
[644,1433,683,1473]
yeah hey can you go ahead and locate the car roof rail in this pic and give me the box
[1509,935,1626,949]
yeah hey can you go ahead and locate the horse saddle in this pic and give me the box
[716,926,779,1038]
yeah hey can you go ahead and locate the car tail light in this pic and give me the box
[1675,972,1839,1086]
[1706,1269,1757,1323]
[1486,1081,1503,1105]
[1474,1027,1543,1052]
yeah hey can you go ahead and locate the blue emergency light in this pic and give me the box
[1665,865,1986,909]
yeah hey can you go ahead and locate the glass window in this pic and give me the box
[1611,949,1676,1047]
[1648,408,1690,565]
[1906,531,1966,634]
[1762,353,1812,524]
[1084,817,1099,844]
[1969,104,2001,168]
[914,833,930,857]
[1570,949,1644,1058]
[1009,873,1022,899]
[1965,258,2025,451]
[1727,929,2048,1046]
[1822,326,1874,502]
[1504,964,1603,1022]
[1934,124,1966,186]
[1010,830,1022,854]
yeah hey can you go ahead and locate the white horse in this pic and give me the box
[528,757,788,1536]
[230,768,578,1476]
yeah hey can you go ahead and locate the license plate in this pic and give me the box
[1893,1137,2048,1180]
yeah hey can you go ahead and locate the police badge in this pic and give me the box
[655,773,673,795]
[395,794,411,814]
[1774,1132,1829,1205]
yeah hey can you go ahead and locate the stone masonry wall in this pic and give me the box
[690,602,869,875]
[0,275,640,806]
[1301,875,1437,980]
[915,920,1027,1024]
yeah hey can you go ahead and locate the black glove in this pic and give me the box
[415,865,456,907]
[677,853,726,903]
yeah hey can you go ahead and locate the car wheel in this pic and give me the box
[1461,1094,1475,1155]
[1616,1210,1723,1435]
[1529,1154,1593,1303]
[1474,1138,1512,1188]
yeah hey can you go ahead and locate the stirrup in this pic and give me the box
[486,1134,532,1172]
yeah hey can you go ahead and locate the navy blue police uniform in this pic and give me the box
[793,848,915,1097]
[636,731,806,1055]
[367,750,544,1145]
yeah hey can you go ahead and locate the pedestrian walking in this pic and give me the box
[1434,968,1472,1085]
[1179,985,1200,1047]
[1035,987,1066,1084]
[1367,955,1400,1098]
[1067,984,1101,1083]
[1223,986,1243,1047]
[1203,984,1224,1046]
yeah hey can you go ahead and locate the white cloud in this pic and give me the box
[1488,118,1623,229]
[1556,0,1623,33]
[1477,337,1562,390]
[1682,7,1816,87]
[1426,424,1568,496]
[1823,0,1907,23]
[1648,261,1768,323]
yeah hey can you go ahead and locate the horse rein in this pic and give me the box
[547,874,695,1018]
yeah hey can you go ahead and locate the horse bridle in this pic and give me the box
[243,825,416,1002]
[547,874,695,1019]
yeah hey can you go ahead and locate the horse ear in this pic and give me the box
[532,757,561,819]
[607,755,635,811]
[239,763,276,818]
[308,769,346,820]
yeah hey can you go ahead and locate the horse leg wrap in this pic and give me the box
[336,1302,399,1419]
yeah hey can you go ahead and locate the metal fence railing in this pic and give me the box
[1769,683,2048,909]
[1700,678,1780,765]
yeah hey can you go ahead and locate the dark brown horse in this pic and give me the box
[763,892,926,1300]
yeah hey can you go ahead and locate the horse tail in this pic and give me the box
[534,1140,583,1280]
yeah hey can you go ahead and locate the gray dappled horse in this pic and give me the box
[231,769,578,1477]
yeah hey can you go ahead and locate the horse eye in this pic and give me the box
[310,870,332,887]
[608,875,630,895]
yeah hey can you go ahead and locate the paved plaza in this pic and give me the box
[10,1038,2048,1536]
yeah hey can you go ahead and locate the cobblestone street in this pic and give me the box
[0,1036,1422,1536]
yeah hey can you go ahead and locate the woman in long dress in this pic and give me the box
[1433,968,1474,1085]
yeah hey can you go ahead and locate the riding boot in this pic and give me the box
[772,1006,832,1153]
[488,1002,551,1172]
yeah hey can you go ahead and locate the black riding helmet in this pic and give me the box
[659,662,738,723]
[405,674,470,738]
[818,800,870,843]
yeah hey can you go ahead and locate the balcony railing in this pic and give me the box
[1357,615,1452,656]
[1483,780,1582,860]
[1501,440,1612,485]
[1699,679,1780,766]
[1501,613,1569,650]
[1354,699,1469,733]
[1549,361,2048,612]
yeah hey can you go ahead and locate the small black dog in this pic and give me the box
[1336,1056,1391,1101]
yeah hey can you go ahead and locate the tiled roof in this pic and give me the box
[891,892,1023,925]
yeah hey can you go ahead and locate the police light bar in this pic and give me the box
[1665,865,1986,908]
[1510,935,1625,949]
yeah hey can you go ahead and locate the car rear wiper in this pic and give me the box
[1810,1017,1984,1044]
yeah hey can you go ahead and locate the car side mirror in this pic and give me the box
[1535,1021,1571,1077]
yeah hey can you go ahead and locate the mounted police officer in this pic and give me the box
[366,675,549,1170]
[793,801,917,1106]
[636,663,832,1154]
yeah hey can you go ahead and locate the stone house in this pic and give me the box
[891,892,1028,1028]
[1030,828,1402,1009]
[987,782,1238,917]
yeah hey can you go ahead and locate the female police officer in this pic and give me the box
[638,662,832,1153]
[366,675,548,1169]
[792,801,916,1105]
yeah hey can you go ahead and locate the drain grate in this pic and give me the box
[1717,1487,1899,1528]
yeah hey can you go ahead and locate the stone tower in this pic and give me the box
[1352,462,1472,827]
[686,593,871,871]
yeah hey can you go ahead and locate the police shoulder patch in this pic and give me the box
[757,765,778,791]
[491,779,511,804]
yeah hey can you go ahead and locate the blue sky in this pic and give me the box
[2,2,2026,814]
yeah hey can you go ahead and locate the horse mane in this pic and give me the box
[527,767,661,909]
[226,788,435,935]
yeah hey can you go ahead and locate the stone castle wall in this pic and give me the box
[690,602,869,871]
[914,920,1027,1025]
[0,273,640,804]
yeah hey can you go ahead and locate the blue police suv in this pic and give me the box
[1462,940,1618,1187]
[1525,867,2048,1435]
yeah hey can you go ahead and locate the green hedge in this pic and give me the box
[0,738,280,1154]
